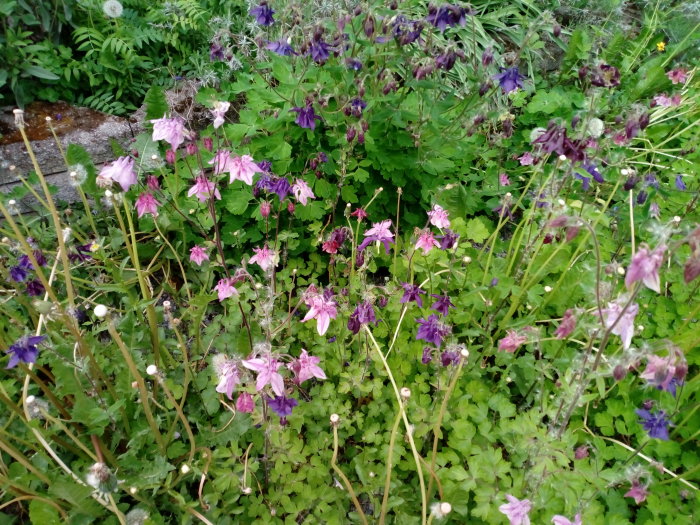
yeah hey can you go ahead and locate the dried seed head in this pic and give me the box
[330,413,340,425]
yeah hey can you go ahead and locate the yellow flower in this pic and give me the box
[656,41,666,52]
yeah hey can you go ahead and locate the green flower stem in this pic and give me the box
[107,319,167,454]
[379,410,402,525]
[363,326,427,525]
[0,435,51,484]
[154,221,192,301]
[331,422,369,525]
[157,377,196,464]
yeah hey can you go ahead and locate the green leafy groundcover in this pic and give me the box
[1,1,699,524]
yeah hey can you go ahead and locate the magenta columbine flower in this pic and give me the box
[600,300,638,349]
[188,175,221,202]
[249,2,275,26]
[146,175,160,191]
[415,230,440,255]
[499,173,511,186]
[292,179,315,205]
[214,277,238,302]
[135,192,160,218]
[150,115,186,151]
[228,154,264,185]
[498,494,532,525]
[666,68,688,84]
[214,358,240,400]
[351,208,368,220]
[99,156,136,191]
[288,349,326,384]
[624,480,649,504]
[554,309,577,339]
[416,314,451,347]
[401,283,426,307]
[626,244,666,293]
[427,204,450,229]
[189,245,209,266]
[236,392,254,413]
[5,335,45,369]
[249,245,277,272]
[358,220,394,253]
[243,354,284,396]
[302,292,337,336]
[430,294,454,316]
[494,67,526,93]
[291,102,321,130]
[551,514,582,525]
[636,408,670,440]
[498,330,528,353]
[211,101,230,129]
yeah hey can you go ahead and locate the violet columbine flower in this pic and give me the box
[5,335,45,369]
[666,68,688,84]
[426,4,468,32]
[498,330,528,353]
[498,494,532,525]
[435,50,458,71]
[291,103,321,130]
[392,17,424,45]
[401,283,426,307]
[99,156,137,191]
[236,392,254,413]
[249,245,277,272]
[600,301,638,349]
[214,357,240,400]
[150,115,187,151]
[438,230,459,250]
[554,309,577,339]
[583,162,604,183]
[302,291,337,335]
[243,354,285,396]
[292,179,315,205]
[494,67,526,93]
[590,63,620,87]
[358,220,394,253]
[309,39,331,64]
[210,42,225,61]
[135,192,160,218]
[626,244,666,293]
[266,39,295,56]
[416,314,451,347]
[189,245,209,266]
[9,265,28,282]
[345,57,362,71]
[288,349,326,383]
[249,2,275,26]
[430,294,455,316]
[636,408,670,440]
[552,514,582,525]
[267,395,298,418]
[624,480,649,504]
[269,177,291,201]
[26,279,44,297]
[188,175,221,202]
[675,174,687,191]
[214,277,238,302]
[440,351,460,366]
[347,301,377,334]
[421,347,434,364]
[415,230,440,255]
[211,101,230,129]
[427,204,450,229]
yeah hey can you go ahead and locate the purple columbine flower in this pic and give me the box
[416,314,451,347]
[393,17,424,45]
[25,279,45,297]
[635,408,670,440]
[421,347,433,364]
[210,43,224,61]
[269,177,292,201]
[401,283,426,307]
[493,67,526,93]
[348,98,366,118]
[347,301,377,334]
[267,395,298,417]
[266,39,295,56]
[291,103,321,130]
[675,175,687,191]
[590,64,620,87]
[575,173,591,190]
[9,265,28,282]
[5,335,45,369]
[435,50,458,71]
[440,351,460,366]
[584,163,604,183]
[532,122,585,162]
[250,2,275,26]
[345,58,363,71]
[438,229,459,250]
[426,4,468,32]
[430,294,454,316]
[309,39,331,64]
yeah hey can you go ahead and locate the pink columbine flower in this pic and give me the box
[498,330,528,353]
[351,208,368,220]
[292,179,315,205]
[188,175,221,202]
[210,150,231,175]
[518,152,535,165]
[150,115,186,151]
[214,278,238,302]
[427,204,450,229]
[189,245,209,266]
[302,291,338,335]
[640,354,679,392]
[499,173,511,186]
[242,354,285,396]
[211,101,230,129]
[249,245,277,272]
[146,175,160,191]
[288,349,327,384]
[626,244,666,293]
[215,358,240,400]
[99,156,137,191]
[260,201,271,218]
[554,309,577,339]
[135,192,160,218]
[624,480,648,504]
[415,230,440,255]
[236,392,254,413]
[601,300,639,349]
[666,68,688,84]
[653,93,681,107]
[228,154,263,185]
[552,514,582,525]
[498,494,532,525]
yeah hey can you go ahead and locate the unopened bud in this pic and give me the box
[330,413,340,425]
[180,464,191,474]
[146,364,158,376]
[400,387,411,400]
[94,304,108,318]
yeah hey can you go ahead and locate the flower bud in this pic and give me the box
[94,304,108,318]
[203,137,213,151]
[165,149,176,164]
[613,364,627,381]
